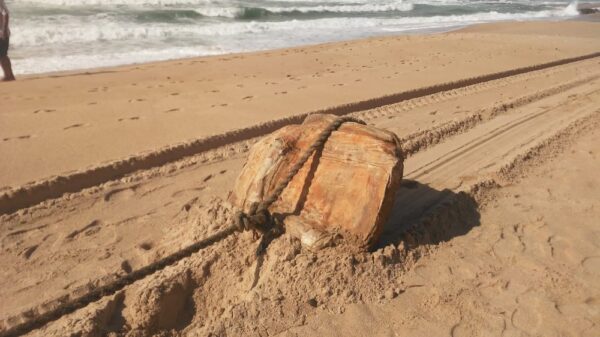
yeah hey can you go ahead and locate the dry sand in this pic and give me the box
[0,19,599,337]
[1,21,599,190]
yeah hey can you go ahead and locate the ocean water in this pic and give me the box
[5,0,584,75]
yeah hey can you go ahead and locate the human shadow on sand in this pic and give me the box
[375,179,481,249]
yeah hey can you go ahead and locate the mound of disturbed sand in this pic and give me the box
[30,196,431,336]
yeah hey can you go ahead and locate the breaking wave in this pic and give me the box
[9,0,581,74]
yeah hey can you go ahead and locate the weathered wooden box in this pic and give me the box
[229,114,404,250]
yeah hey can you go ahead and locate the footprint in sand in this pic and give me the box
[138,242,154,251]
[104,186,138,202]
[591,230,600,248]
[128,98,146,103]
[171,186,206,198]
[242,95,253,100]
[511,291,559,335]
[581,256,600,275]
[492,227,525,259]
[118,116,140,122]
[548,235,578,263]
[121,260,133,273]
[65,220,102,240]
[164,108,180,113]
[3,135,33,142]
[585,296,600,306]
[20,245,39,260]
[63,123,87,130]
[5,224,49,239]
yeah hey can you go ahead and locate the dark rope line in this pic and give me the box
[0,115,363,337]
[259,116,366,211]
[0,225,238,337]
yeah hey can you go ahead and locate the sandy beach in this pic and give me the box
[1,18,599,337]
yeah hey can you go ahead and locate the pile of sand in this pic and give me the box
[34,197,417,336]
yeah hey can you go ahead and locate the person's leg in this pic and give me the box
[0,37,15,81]
[1,56,15,81]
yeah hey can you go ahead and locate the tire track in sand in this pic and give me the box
[379,86,600,246]
[1,53,599,215]
[7,78,600,335]
[1,64,598,330]
[2,60,600,337]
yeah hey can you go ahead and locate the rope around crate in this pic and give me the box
[0,115,365,337]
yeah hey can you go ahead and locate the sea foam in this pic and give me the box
[9,0,580,75]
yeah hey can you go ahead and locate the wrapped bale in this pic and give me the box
[229,114,404,250]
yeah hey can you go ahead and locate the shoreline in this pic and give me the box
[13,24,466,80]
[13,11,600,80]
[11,16,583,80]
